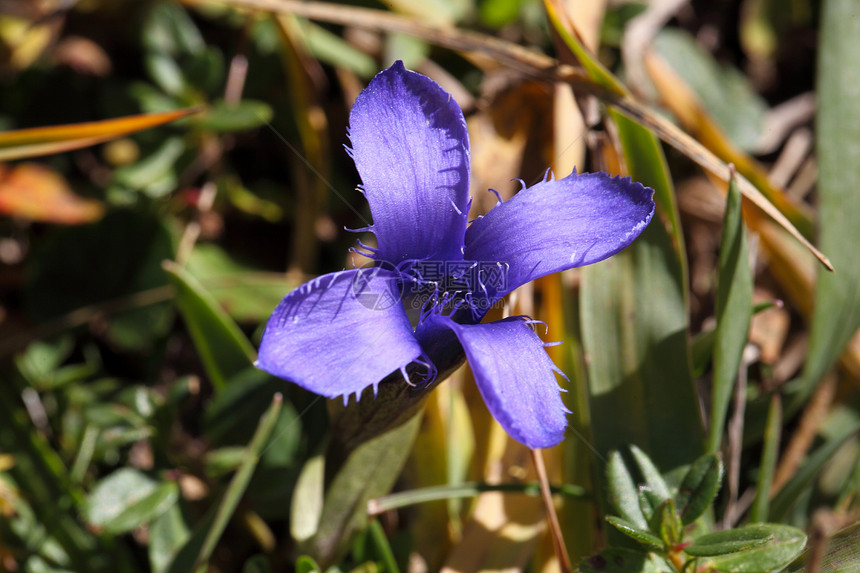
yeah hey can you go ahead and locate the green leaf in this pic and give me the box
[653,29,767,151]
[186,244,295,323]
[606,450,648,529]
[367,520,400,573]
[366,481,588,514]
[295,555,322,573]
[293,19,377,78]
[143,1,205,56]
[629,445,671,501]
[707,174,753,453]
[145,52,187,97]
[605,516,664,552]
[149,504,191,573]
[800,0,860,403]
[685,525,775,556]
[84,468,158,529]
[656,499,680,547]
[675,453,722,525]
[185,46,225,95]
[196,100,274,133]
[698,524,806,572]
[291,453,325,543]
[114,137,185,194]
[103,481,179,535]
[638,486,664,525]
[749,395,781,522]
[163,260,256,391]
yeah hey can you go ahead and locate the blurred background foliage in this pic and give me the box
[0,0,859,571]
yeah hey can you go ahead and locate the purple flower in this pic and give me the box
[256,61,655,449]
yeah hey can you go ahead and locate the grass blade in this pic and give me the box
[707,174,753,453]
[194,394,283,572]
[749,395,781,523]
[799,0,860,401]
[163,260,256,391]
[0,108,198,161]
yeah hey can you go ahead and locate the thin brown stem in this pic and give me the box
[530,448,571,573]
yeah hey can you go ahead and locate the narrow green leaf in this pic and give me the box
[163,260,256,391]
[368,520,400,573]
[800,0,860,403]
[675,453,723,525]
[294,19,377,78]
[367,480,587,515]
[700,524,806,572]
[638,486,663,525]
[607,450,648,529]
[145,52,187,97]
[656,499,680,547]
[769,423,860,521]
[605,516,664,551]
[708,174,754,453]
[143,1,205,55]
[114,137,185,191]
[653,29,767,152]
[149,504,191,573]
[749,395,781,522]
[295,555,322,573]
[685,525,775,556]
[84,468,157,529]
[103,481,179,535]
[629,445,671,501]
[193,394,283,572]
[291,453,325,543]
[196,100,274,133]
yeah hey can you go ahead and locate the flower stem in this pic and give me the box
[530,448,571,573]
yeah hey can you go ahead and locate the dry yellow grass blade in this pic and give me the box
[644,51,815,238]
[0,108,199,161]
[200,0,832,271]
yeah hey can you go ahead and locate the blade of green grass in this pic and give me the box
[194,394,283,572]
[163,260,256,391]
[707,174,753,453]
[798,0,860,403]
[749,395,781,522]
[367,520,400,573]
[366,481,588,514]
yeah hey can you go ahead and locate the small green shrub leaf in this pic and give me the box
[676,453,723,524]
[605,516,664,551]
